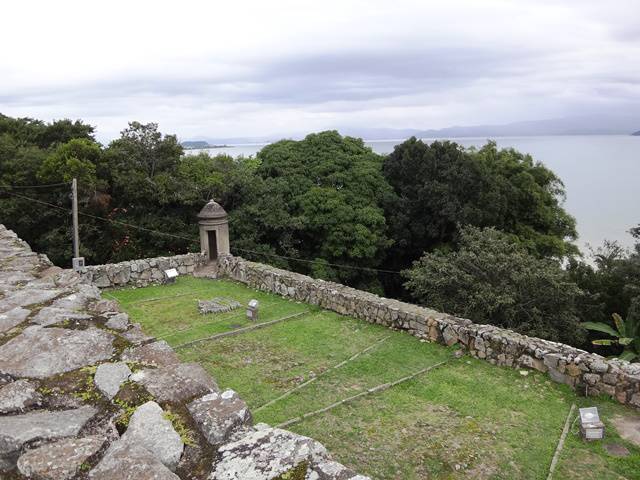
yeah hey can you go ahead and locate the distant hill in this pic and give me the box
[182,140,210,149]
[187,114,640,145]
[632,130,640,136]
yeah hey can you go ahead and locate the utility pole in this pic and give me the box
[71,178,84,270]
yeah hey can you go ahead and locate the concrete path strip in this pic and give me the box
[255,335,391,413]
[276,359,450,429]
[546,403,576,480]
[174,310,310,349]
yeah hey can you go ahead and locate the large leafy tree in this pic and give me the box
[0,116,97,265]
[382,138,577,296]
[403,226,584,345]
[230,131,392,291]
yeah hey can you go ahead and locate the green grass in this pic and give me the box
[109,277,640,480]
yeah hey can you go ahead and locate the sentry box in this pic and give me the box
[579,407,605,441]
[164,268,179,284]
[246,299,259,321]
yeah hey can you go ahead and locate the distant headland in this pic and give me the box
[181,140,231,150]
[632,131,640,136]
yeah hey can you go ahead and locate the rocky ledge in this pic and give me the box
[0,224,368,480]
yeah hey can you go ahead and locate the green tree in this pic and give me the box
[403,226,584,344]
[382,139,577,296]
[38,138,101,189]
[231,131,392,291]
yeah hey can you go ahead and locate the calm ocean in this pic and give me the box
[187,135,640,253]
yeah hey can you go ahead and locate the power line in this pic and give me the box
[0,182,69,189]
[231,246,402,275]
[0,189,199,244]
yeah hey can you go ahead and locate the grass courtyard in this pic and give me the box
[107,276,640,480]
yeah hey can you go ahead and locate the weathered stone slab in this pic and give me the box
[17,435,105,480]
[188,390,252,445]
[132,363,218,403]
[121,340,180,367]
[0,326,114,378]
[88,439,180,480]
[0,306,29,333]
[31,306,92,326]
[0,379,42,414]
[121,401,184,470]
[1,288,62,310]
[0,271,36,286]
[210,424,329,480]
[0,406,97,471]
[105,312,130,331]
[94,362,131,399]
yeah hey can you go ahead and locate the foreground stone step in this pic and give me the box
[210,424,330,480]
[188,390,252,446]
[120,401,184,471]
[17,435,105,480]
[0,326,114,378]
[88,440,180,480]
[132,363,218,403]
[0,406,97,471]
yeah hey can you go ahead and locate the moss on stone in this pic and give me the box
[275,462,309,480]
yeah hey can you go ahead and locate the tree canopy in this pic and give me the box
[403,226,584,345]
[382,139,577,285]
[229,131,392,292]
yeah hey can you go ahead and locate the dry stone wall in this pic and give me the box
[218,255,640,409]
[79,252,208,288]
[0,224,368,480]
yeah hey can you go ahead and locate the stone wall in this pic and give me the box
[0,225,368,480]
[218,255,640,409]
[79,252,208,288]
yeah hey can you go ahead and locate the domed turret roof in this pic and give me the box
[198,200,227,220]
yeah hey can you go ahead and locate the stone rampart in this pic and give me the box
[218,255,640,409]
[79,252,208,288]
[0,225,368,480]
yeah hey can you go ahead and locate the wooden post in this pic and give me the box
[71,178,80,259]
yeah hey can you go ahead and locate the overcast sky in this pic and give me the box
[1,0,639,142]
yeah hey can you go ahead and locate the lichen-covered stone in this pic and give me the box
[120,401,184,470]
[210,424,329,480]
[17,435,105,480]
[0,379,41,414]
[132,363,218,403]
[94,362,131,399]
[0,326,114,378]
[88,439,180,480]
[188,390,252,445]
[0,406,97,471]
[121,340,180,367]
